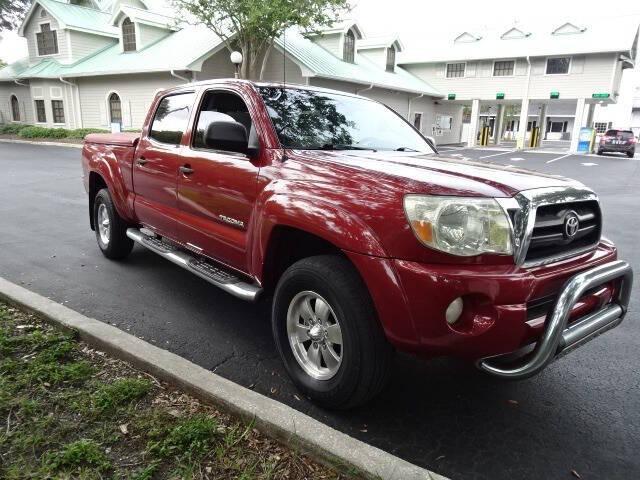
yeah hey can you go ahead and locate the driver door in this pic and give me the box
[175,89,261,272]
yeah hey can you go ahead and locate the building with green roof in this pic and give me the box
[1,0,456,141]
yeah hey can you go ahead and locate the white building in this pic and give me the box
[0,0,457,143]
[399,18,639,151]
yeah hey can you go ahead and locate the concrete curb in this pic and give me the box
[0,276,447,480]
[0,138,83,148]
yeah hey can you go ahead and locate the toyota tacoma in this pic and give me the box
[82,80,633,408]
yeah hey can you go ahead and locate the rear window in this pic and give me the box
[150,93,195,145]
[604,129,634,139]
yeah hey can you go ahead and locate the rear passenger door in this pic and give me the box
[133,92,195,239]
[175,89,261,272]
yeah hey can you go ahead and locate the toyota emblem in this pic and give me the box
[563,211,580,239]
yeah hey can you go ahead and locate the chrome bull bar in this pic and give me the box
[479,260,633,380]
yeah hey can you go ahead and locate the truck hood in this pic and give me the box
[294,150,582,197]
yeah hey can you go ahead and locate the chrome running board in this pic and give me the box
[126,228,262,302]
[478,260,633,379]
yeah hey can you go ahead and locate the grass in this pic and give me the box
[0,301,355,479]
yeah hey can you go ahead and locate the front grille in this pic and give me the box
[525,200,601,263]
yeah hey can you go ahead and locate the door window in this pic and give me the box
[149,93,195,145]
[193,90,252,150]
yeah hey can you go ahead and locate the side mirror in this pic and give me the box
[205,121,248,154]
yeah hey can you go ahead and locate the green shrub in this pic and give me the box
[18,126,69,139]
[0,123,32,134]
[67,128,108,139]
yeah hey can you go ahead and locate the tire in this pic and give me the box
[93,188,133,260]
[627,150,635,158]
[272,255,394,409]
[597,149,604,155]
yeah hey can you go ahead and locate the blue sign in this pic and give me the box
[577,127,595,153]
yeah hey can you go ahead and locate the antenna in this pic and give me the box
[281,29,288,161]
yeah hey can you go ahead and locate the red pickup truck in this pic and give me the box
[82,80,633,408]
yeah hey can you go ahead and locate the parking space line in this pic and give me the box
[546,154,572,164]
[479,150,516,159]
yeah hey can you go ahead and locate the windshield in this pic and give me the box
[258,86,436,153]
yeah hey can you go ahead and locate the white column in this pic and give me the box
[467,99,480,147]
[538,104,547,143]
[494,104,505,145]
[585,102,595,128]
[516,98,529,149]
[570,98,586,153]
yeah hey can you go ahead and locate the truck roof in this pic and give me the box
[164,78,374,101]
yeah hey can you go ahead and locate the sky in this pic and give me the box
[1,0,640,64]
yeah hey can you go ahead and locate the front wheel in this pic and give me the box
[627,150,635,158]
[93,188,133,259]
[272,255,394,409]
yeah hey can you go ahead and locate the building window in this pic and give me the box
[593,122,610,134]
[343,29,355,63]
[10,95,20,121]
[109,93,122,123]
[547,120,568,133]
[122,18,136,52]
[36,23,58,56]
[51,100,65,123]
[436,114,453,130]
[546,57,570,74]
[413,112,422,131]
[40,8,47,17]
[386,46,396,72]
[446,63,465,78]
[35,99,46,123]
[493,60,514,76]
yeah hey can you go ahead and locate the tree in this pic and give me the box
[172,0,350,80]
[0,0,30,31]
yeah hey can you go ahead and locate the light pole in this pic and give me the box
[230,51,243,79]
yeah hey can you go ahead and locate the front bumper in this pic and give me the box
[478,259,633,379]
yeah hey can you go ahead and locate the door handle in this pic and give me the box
[136,157,148,166]
[179,165,194,175]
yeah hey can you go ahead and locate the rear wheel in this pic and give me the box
[272,255,394,409]
[597,149,604,155]
[93,188,133,259]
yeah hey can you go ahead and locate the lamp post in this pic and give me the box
[230,51,243,79]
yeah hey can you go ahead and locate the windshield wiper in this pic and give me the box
[395,147,420,152]
[319,143,377,151]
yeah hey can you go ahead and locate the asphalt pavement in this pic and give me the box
[0,142,638,480]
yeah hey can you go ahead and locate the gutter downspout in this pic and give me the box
[59,77,82,129]
[171,70,191,83]
[355,83,373,95]
[407,93,424,121]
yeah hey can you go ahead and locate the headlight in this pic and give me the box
[404,195,512,256]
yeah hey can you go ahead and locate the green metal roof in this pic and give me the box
[23,0,118,37]
[0,58,30,82]
[275,31,442,97]
[14,25,223,79]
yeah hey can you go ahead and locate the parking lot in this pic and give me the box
[0,142,638,480]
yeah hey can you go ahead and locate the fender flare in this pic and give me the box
[85,143,136,226]
[250,191,388,280]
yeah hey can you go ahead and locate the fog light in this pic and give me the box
[445,297,464,325]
